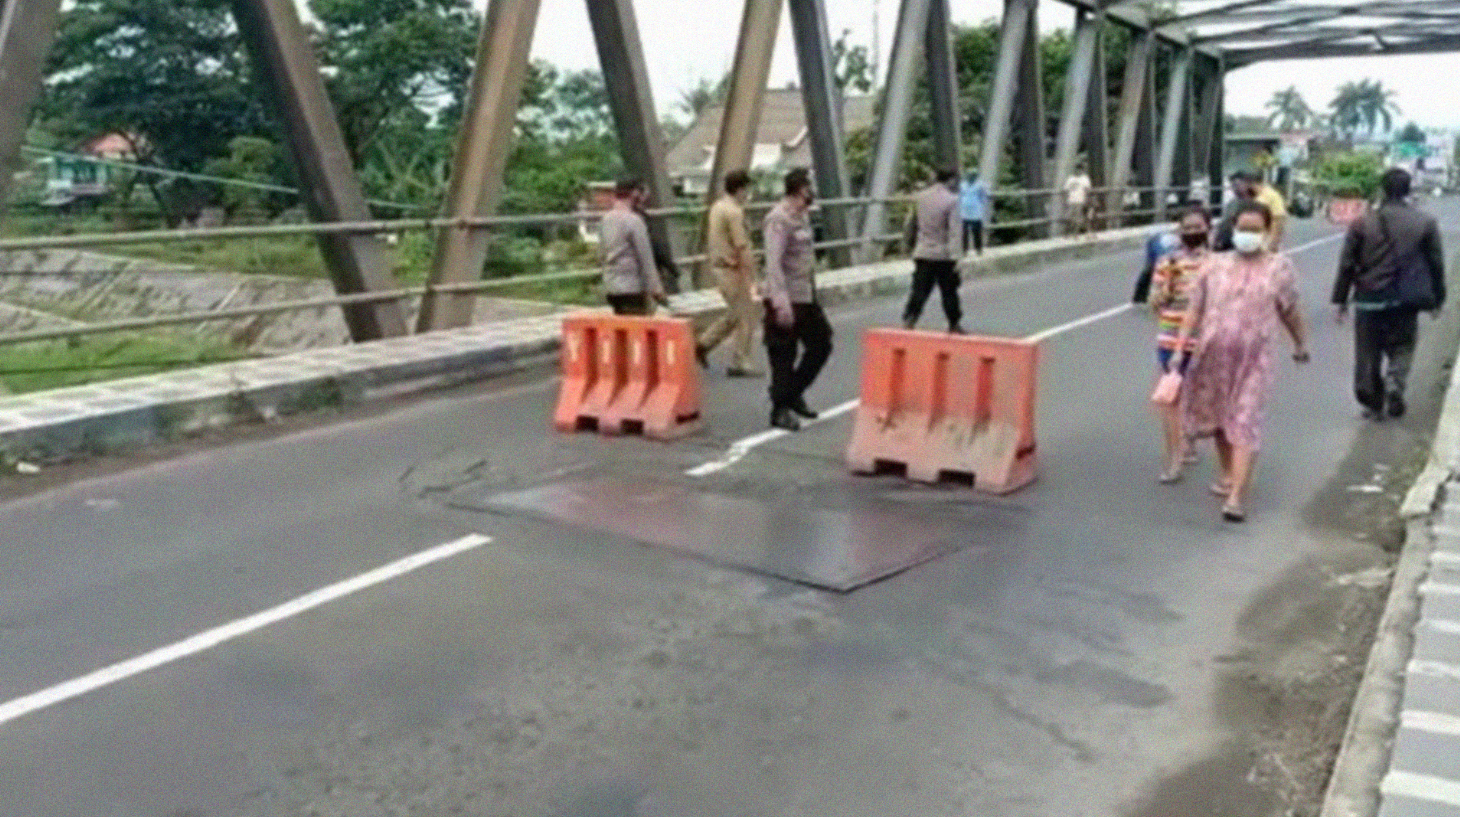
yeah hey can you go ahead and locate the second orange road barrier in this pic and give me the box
[847,329,1040,495]
[554,314,703,439]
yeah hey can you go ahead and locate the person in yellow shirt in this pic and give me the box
[695,170,763,377]
[1252,176,1288,250]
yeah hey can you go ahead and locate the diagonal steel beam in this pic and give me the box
[0,0,63,216]
[976,0,1034,185]
[859,0,935,258]
[1109,29,1153,221]
[1226,33,1460,63]
[418,0,540,332]
[708,0,783,206]
[585,0,683,288]
[788,0,853,267]
[1154,48,1192,219]
[925,0,961,175]
[232,0,408,341]
[1051,9,1102,235]
[1015,0,1048,235]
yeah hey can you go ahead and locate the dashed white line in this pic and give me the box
[0,533,492,729]
[1402,710,1460,738]
[1383,769,1460,808]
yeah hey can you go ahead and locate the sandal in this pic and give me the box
[1159,465,1183,484]
[1222,503,1246,523]
[1210,482,1232,497]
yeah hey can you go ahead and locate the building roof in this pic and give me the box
[665,88,876,178]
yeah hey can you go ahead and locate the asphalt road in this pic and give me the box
[2,202,1459,817]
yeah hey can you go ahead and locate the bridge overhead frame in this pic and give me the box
[1,0,1458,339]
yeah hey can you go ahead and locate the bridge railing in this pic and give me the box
[0,186,1198,392]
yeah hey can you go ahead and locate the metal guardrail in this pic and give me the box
[0,186,1199,354]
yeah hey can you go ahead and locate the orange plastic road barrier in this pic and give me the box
[1328,198,1368,226]
[554,314,703,439]
[847,329,1039,494]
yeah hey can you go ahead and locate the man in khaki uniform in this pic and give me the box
[696,170,763,377]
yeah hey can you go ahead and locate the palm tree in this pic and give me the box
[1265,86,1313,131]
[1329,82,1367,144]
[1354,79,1401,137]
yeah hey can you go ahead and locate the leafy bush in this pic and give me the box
[1312,151,1385,199]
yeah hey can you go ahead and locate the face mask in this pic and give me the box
[1181,232,1208,249]
[1232,231,1265,254]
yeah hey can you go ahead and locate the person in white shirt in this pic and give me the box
[1064,167,1094,234]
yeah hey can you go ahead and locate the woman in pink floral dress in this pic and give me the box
[1171,201,1310,522]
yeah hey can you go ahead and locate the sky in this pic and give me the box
[297,0,1460,131]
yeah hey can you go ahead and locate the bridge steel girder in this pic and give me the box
[1054,0,1220,59]
[1133,48,1157,219]
[976,0,1035,189]
[1225,33,1460,66]
[585,0,684,287]
[1051,9,1102,236]
[925,0,962,175]
[859,0,935,259]
[710,0,784,209]
[232,0,408,342]
[1082,15,1111,229]
[1190,55,1224,209]
[0,0,63,216]
[1154,48,1192,220]
[418,0,541,332]
[1109,30,1154,224]
[788,0,854,268]
[1014,0,1048,236]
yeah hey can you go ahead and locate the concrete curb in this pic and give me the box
[1320,334,1460,817]
[0,226,1154,465]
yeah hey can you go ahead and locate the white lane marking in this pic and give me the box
[1410,659,1460,682]
[685,399,859,477]
[1424,619,1460,636]
[684,229,1345,478]
[1434,551,1460,566]
[1383,770,1460,808]
[1024,303,1135,344]
[0,534,492,729]
[1285,233,1345,255]
[1421,582,1460,596]
[1403,710,1460,737]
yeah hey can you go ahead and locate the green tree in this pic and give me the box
[832,29,875,94]
[1331,79,1400,141]
[1397,121,1426,144]
[501,61,620,219]
[1265,86,1313,131]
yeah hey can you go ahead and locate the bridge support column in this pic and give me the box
[925,0,962,176]
[1191,55,1225,211]
[0,0,63,217]
[586,0,683,287]
[1014,0,1047,236]
[977,0,1035,197]
[1155,48,1192,220]
[1082,16,1111,229]
[859,0,935,261]
[1051,8,1102,237]
[710,0,783,210]
[419,0,540,332]
[1110,30,1153,225]
[788,0,853,268]
[232,0,408,341]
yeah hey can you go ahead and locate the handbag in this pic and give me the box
[1151,371,1184,406]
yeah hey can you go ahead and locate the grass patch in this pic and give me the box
[0,332,253,394]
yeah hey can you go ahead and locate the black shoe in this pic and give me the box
[1387,392,1406,419]
[790,399,819,420]
[1361,407,1384,422]
[770,407,801,432]
[694,344,709,369]
[726,367,764,378]
[949,324,966,335]
[902,316,917,330]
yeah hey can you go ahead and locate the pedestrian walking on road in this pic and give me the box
[695,169,764,377]
[1332,167,1447,421]
[763,168,832,432]
[1151,207,1212,483]
[903,168,966,334]
[1171,201,1310,523]
[1213,171,1258,252]
[1133,225,1179,304]
[959,171,990,255]
[599,178,667,316]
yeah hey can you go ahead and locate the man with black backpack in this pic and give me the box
[1332,167,1447,420]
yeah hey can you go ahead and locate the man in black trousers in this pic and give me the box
[902,167,965,333]
[1333,167,1447,420]
[762,168,833,432]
